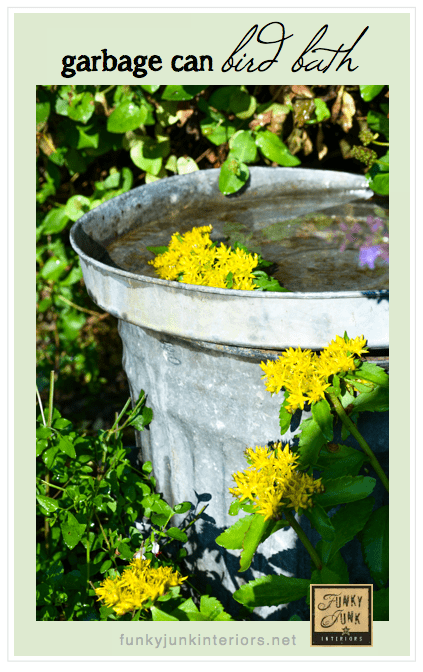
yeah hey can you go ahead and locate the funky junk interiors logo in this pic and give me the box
[310,585,373,647]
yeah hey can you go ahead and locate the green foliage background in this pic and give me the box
[36,84,389,427]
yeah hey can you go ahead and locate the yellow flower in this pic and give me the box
[148,225,261,290]
[95,558,187,616]
[260,335,369,411]
[230,443,323,520]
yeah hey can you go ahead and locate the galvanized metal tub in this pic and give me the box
[70,167,389,619]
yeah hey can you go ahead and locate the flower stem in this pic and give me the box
[284,509,322,570]
[327,392,389,492]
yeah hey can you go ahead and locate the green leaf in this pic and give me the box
[140,85,160,94]
[117,541,133,560]
[315,475,376,508]
[230,90,257,119]
[311,398,333,442]
[252,271,289,292]
[36,101,50,128]
[361,505,389,588]
[360,85,385,102]
[216,514,255,550]
[42,208,69,235]
[297,416,327,468]
[239,514,272,572]
[64,195,91,222]
[173,501,192,515]
[156,101,179,126]
[76,124,99,150]
[59,310,86,340]
[64,147,87,175]
[349,385,389,413]
[304,503,335,541]
[233,574,311,608]
[69,92,95,124]
[319,497,374,564]
[255,130,301,166]
[200,117,237,145]
[146,245,168,255]
[367,172,389,195]
[130,138,163,175]
[151,498,173,524]
[373,587,389,621]
[313,98,330,123]
[228,500,243,516]
[40,257,68,281]
[161,85,205,101]
[177,156,199,174]
[218,155,249,195]
[367,110,389,140]
[151,606,179,621]
[61,264,83,287]
[57,434,76,459]
[166,527,188,543]
[129,406,153,431]
[279,395,292,434]
[209,85,240,111]
[199,595,233,620]
[317,444,366,479]
[37,495,60,513]
[348,362,389,387]
[107,101,148,133]
[310,561,348,588]
[60,512,86,550]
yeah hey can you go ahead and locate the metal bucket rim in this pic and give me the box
[70,166,387,300]
[70,223,388,300]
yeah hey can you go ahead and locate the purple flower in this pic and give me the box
[367,216,384,233]
[359,245,381,269]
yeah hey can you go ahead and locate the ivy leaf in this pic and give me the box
[56,434,76,459]
[218,155,249,195]
[314,475,376,508]
[60,512,86,550]
[107,101,148,133]
[37,495,60,514]
[229,130,257,163]
[173,501,192,515]
[361,505,389,588]
[255,130,301,167]
[166,527,188,543]
[319,497,375,564]
[233,575,311,608]
[360,85,385,102]
[161,85,205,101]
[129,406,153,431]
[311,398,333,442]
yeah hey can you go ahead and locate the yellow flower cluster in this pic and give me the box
[148,225,260,290]
[95,558,187,617]
[260,335,368,413]
[229,443,324,520]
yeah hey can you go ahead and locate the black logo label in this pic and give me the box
[310,584,373,647]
